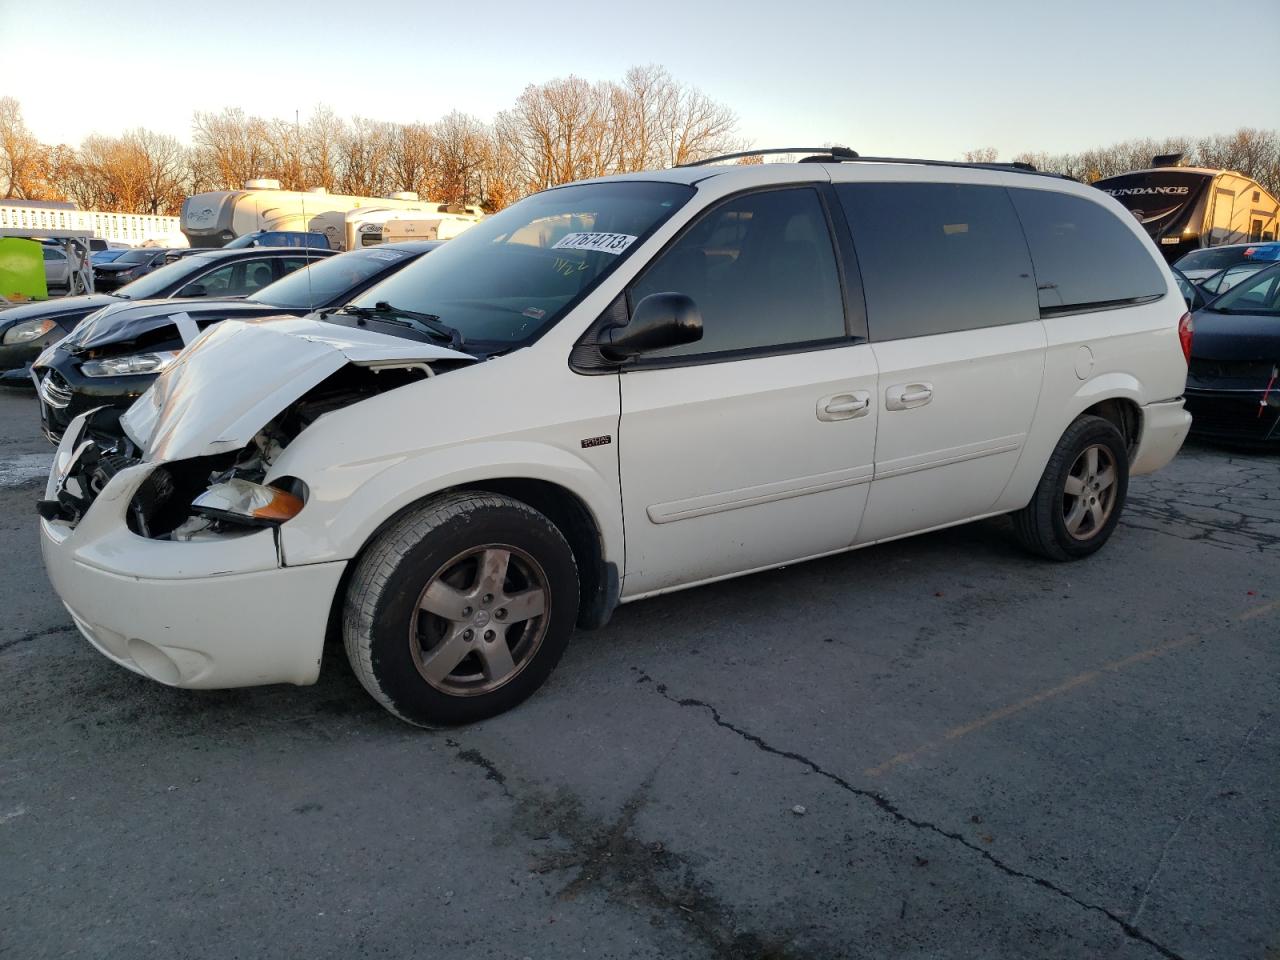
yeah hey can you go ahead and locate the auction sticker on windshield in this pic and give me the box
[551,232,638,255]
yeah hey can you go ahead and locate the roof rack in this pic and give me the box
[681,147,1072,180]
[679,146,859,167]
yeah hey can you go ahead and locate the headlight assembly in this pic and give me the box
[191,478,305,526]
[2,318,57,345]
[80,351,180,378]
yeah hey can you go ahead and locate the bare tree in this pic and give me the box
[302,106,344,191]
[389,122,436,199]
[128,128,188,214]
[192,108,272,190]
[336,116,396,196]
[431,112,493,205]
[0,97,44,198]
[658,83,737,167]
[961,147,999,164]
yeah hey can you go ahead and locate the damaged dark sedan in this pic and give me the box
[32,241,439,441]
[1185,261,1280,447]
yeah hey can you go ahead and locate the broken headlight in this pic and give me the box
[81,350,180,377]
[191,478,305,527]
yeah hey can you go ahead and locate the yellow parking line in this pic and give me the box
[864,601,1274,778]
[1237,599,1280,622]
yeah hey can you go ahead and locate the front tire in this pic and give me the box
[1011,415,1129,561]
[343,492,579,726]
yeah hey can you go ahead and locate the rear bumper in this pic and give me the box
[1131,398,1192,475]
[1185,388,1280,446]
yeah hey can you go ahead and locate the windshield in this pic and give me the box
[116,249,158,264]
[345,180,694,345]
[1203,262,1267,295]
[1175,247,1249,272]
[223,233,262,249]
[1208,262,1280,315]
[115,254,217,299]
[91,249,126,263]
[253,247,418,309]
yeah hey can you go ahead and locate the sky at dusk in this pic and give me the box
[3,0,1277,160]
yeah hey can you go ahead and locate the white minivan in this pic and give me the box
[40,151,1193,726]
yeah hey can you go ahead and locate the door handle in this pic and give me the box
[885,382,933,411]
[817,391,871,422]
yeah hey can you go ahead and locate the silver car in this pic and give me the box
[41,245,69,291]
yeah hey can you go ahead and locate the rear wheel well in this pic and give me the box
[1081,398,1141,459]
[326,479,616,649]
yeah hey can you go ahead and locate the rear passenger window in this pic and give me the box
[629,187,846,358]
[1009,188,1166,315]
[279,256,315,276]
[835,183,1038,340]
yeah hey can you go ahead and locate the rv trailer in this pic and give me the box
[180,182,451,249]
[1094,157,1279,262]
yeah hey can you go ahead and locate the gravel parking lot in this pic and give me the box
[0,386,1275,960]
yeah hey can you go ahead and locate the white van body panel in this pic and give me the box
[45,158,1193,700]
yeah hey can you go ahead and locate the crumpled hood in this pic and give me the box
[121,314,474,462]
[71,297,278,352]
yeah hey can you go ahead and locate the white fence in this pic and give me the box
[0,204,184,246]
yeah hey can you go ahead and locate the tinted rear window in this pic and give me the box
[836,182,1038,340]
[1009,189,1166,315]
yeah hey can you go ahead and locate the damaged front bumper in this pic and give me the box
[40,414,346,688]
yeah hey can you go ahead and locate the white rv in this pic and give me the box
[315,203,484,251]
[369,207,485,246]
[180,181,447,249]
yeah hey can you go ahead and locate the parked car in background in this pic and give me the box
[0,247,333,381]
[92,248,170,292]
[90,249,129,265]
[40,244,69,292]
[39,154,1192,726]
[1173,268,1209,312]
[162,248,208,264]
[224,230,330,250]
[1185,261,1280,447]
[33,241,440,439]
[1172,241,1280,282]
[1197,260,1272,298]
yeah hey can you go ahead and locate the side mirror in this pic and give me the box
[603,292,702,360]
[179,284,207,298]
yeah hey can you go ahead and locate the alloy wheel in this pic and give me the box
[409,544,551,696]
[1062,443,1118,540]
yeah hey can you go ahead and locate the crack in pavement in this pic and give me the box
[645,677,1188,960]
[0,624,76,655]
[1123,451,1280,554]
[1126,711,1271,928]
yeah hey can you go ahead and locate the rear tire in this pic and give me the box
[1011,415,1129,561]
[343,492,579,726]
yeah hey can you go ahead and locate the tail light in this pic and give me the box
[1177,312,1194,365]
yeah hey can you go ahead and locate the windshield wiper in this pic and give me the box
[342,302,465,350]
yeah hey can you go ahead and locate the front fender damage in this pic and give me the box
[45,315,475,542]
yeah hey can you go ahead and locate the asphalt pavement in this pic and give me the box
[0,385,1276,960]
